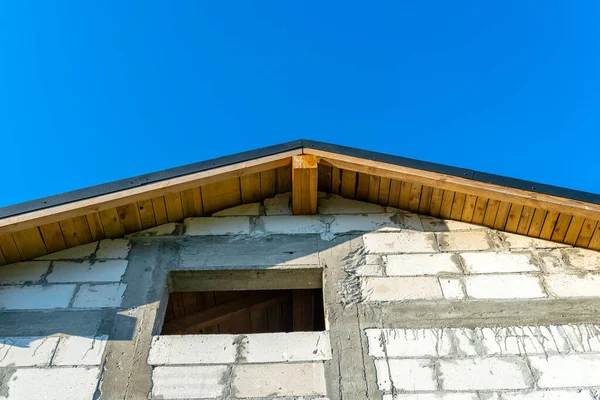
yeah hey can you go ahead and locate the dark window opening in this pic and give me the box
[161,289,325,335]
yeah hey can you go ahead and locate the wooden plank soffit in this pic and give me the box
[306,149,600,221]
[0,150,301,234]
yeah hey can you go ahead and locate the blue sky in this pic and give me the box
[0,2,599,207]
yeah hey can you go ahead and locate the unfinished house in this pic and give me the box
[1,140,600,400]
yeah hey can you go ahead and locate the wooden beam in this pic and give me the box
[292,155,318,215]
[307,149,600,221]
[169,268,323,292]
[0,151,299,234]
[162,292,289,334]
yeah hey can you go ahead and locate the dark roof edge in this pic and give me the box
[1,139,598,219]
[304,140,600,206]
[0,140,304,219]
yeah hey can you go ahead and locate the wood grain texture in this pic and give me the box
[240,173,262,204]
[0,234,21,264]
[39,223,67,253]
[181,188,203,218]
[12,228,47,259]
[461,195,478,223]
[292,155,318,215]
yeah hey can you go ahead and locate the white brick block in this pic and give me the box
[386,253,461,276]
[47,259,127,283]
[501,232,569,250]
[460,252,539,274]
[245,332,332,363]
[362,277,443,301]
[439,357,532,390]
[366,328,478,358]
[0,367,100,400]
[259,216,326,234]
[72,283,126,308]
[213,203,261,216]
[36,242,98,260]
[148,335,237,365]
[563,249,600,273]
[264,192,291,215]
[127,222,179,237]
[184,216,250,235]
[502,390,594,399]
[440,277,465,299]
[363,232,438,254]
[0,285,75,310]
[545,274,600,298]
[536,251,568,274]
[421,216,481,232]
[465,274,546,299]
[151,365,226,399]
[96,239,131,259]
[478,326,560,356]
[318,195,385,214]
[329,214,403,233]
[355,263,385,276]
[529,354,600,388]
[0,337,60,367]
[374,358,437,391]
[53,335,108,366]
[233,362,327,397]
[438,231,492,251]
[383,394,478,400]
[0,261,50,284]
[393,211,425,231]
[550,324,600,353]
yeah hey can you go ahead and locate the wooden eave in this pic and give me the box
[1,140,599,265]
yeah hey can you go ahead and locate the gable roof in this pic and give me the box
[1,139,599,264]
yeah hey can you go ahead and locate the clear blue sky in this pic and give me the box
[1,2,599,207]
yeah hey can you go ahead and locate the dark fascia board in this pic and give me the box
[1,139,598,219]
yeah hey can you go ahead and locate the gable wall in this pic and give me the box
[1,193,600,399]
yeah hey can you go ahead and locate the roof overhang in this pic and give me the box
[1,139,599,264]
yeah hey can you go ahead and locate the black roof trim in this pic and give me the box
[1,139,598,219]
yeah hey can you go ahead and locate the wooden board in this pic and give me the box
[201,178,242,215]
[12,228,47,259]
[291,155,318,215]
[461,195,478,223]
[377,177,391,206]
[181,188,203,218]
[39,223,67,253]
[340,170,357,199]
[240,173,262,203]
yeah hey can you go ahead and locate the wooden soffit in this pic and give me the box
[0,140,599,265]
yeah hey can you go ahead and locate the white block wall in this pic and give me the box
[0,238,130,311]
[366,325,600,398]
[148,332,331,399]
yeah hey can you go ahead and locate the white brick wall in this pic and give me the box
[439,357,532,390]
[0,238,130,310]
[0,367,101,400]
[233,363,327,397]
[361,276,444,301]
[464,274,546,299]
[363,232,438,254]
[366,325,600,398]
[148,332,331,399]
[0,261,50,284]
[386,253,461,276]
[0,334,108,399]
[151,365,227,399]
[374,358,437,391]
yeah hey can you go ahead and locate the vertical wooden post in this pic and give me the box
[291,155,318,215]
